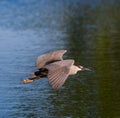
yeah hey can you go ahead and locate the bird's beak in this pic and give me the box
[82,67,91,71]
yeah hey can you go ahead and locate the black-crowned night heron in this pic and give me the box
[22,50,90,89]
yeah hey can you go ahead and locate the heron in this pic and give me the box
[22,49,90,89]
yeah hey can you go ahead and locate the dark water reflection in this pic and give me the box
[0,0,120,118]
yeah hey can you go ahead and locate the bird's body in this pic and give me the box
[22,49,90,89]
[69,65,81,75]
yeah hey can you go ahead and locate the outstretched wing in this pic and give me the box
[36,50,67,69]
[45,60,74,89]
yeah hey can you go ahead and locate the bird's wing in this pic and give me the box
[36,50,67,69]
[45,60,74,89]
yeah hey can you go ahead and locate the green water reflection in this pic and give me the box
[49,1,120,118]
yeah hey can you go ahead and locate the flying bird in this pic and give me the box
[22,50,90,89]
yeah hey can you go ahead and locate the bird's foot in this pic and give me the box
[22,78,34,83]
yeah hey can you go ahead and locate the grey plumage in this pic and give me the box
[45,60,74,89]
[22,49,90,89]
[36,50,67,69]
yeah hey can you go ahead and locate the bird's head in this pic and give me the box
[77,65,91,71]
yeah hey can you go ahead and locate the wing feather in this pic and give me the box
[49,67,69,89]
[52,72,66,89]
[36,50,67,69]
[45,60,74,89]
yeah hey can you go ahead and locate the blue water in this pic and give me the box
[0,0,120,118]
[0,28,66,117]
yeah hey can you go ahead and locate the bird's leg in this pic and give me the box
[22,68,48,83]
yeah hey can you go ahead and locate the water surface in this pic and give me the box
[0,0,120,118]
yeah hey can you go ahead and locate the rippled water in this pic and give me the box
[0,0,120,118]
